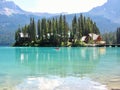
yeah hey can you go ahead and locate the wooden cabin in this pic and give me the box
[17,32,30,42]
[81,33,106,45]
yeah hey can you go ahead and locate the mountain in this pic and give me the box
[0,0,58,45]
[0,0,34,45]
[88,0,120,24]
[0,0,26,15]
[84,14,120,33]
[64,0,120,33]
[86,0,120,32]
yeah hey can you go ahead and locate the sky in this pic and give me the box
[7,0,107,14]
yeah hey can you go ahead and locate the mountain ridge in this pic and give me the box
[88,0,120,24]
[0,0,26,15]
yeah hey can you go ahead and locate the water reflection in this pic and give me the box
[15,47,106,77]
[116,48,120,64]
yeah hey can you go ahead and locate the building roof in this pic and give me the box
[81,36,87,42]
[88,33,100,41]
[19,32,29,38]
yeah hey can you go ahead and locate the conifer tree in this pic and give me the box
[117,27,120,44]
[15,26,21,41]
[55,18,58,35]
[63,15,68,44]
[52,18,56,36]
[29,18,36,41]
[48,20,52,37]
[37,20,41,39]
[41,18,47,40]
[78,17,82,39]
[58,15,63,44]
[72,15,78,40]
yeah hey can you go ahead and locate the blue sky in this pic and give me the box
[7,0,107,13]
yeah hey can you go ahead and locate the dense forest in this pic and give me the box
[102,27,120,45]
[102,32,116,44]
[14,14,100,47]
[116,27,120,44]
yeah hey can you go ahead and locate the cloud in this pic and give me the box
[32,0,107,13]
[7,0,107,13]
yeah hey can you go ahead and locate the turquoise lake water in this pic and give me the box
[0,47,120,90]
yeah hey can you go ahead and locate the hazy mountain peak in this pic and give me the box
[89,0,120,23]
[0,0,25,16]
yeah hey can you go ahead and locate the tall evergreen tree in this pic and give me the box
[29,18,36,41]
[52,18,56,36]
[80,14,85,36]
[58,15,63,44]
[63,15,68,44]
[55,18,58,35]
[41,18,47,40]
[72,15,78,40]
[93,22,100,34]
[32,18,36,41]
[15,26,21,41]
[48,20,52,37]
[78,17,82,39]
[117,27,120,44]
[37,20,41,39]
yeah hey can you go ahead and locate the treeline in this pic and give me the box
[116,27,120,44]
[102,32,116,44]
[102,27,120,44]
[14,14,100,46]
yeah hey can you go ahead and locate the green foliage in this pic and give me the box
[102,32,116,44]
[14,14,100,47]
[29,18,36,41]
[72,40,86,47]
[71,14,100,41]
[15,26,21,41]
[72,15,77,38]
[117,27,120,44]
[37,20,41,39]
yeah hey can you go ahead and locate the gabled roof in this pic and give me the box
[88,33,100,41]
[81,36,87,42]
[19,32,29,38]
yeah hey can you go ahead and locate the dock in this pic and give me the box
[98,44,120,47]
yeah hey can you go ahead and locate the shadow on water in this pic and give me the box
[15,47,107,77]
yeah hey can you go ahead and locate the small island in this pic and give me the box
[14,14,105,47]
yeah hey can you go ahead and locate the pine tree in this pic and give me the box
[80,14,84,36]
[15,26,21,42]
[32,18,36,41]
[29,18,36,41]
[93,22,100,34]
[78,17,82,39]
[37,20,41,39]
[55,18,58,35]
[72,15,78,40]
[117,27,120,44]
[63,15,68,45]
[52,18,56,36]
[41,18,47,40]
[58,15,63,44]
[48,19,52,37]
